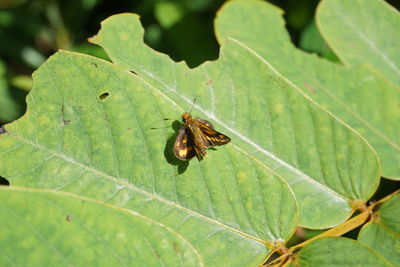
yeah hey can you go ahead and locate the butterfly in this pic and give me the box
[173,109,231,161]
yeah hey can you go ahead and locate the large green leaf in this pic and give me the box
[215,0,399,180]
[292,237,391,267]
[0,187,200,266]
[317,0,400,86]
[74,4,386,228]
[0,47,298,265]
[358,194,400,266]
[216,0,398,204]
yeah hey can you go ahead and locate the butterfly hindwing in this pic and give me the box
[173,125,196,161]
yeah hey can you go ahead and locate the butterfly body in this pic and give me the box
[173,112,231,161]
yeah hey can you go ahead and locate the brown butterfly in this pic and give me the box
[173,104,231,161]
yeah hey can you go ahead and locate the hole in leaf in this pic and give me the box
[0,176,10,186]
[62,119,71,125]
[0,126,6,134]
[99,92,109,100]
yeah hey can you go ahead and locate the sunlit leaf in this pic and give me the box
[216,0,400,181]
[0,187,200,266]
[317,0,400,86]
[0,36,298,265]
[215,0,399,226]
[293,237,391,267]
[222,0,385,226]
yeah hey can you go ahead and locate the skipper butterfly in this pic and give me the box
[173,101,231,161]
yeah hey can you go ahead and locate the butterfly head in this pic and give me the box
[181,112,192,123]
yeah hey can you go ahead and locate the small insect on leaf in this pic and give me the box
[173,100,231,161]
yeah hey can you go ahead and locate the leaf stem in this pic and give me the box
[290,189,399,251]
[262,190,399,267]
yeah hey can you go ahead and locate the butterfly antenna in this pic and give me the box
[150,117,173,130]
[150,125,172,130]
[189,98,196,114]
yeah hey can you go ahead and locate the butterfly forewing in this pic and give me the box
[196,119,231,147]
[195,118,215,129]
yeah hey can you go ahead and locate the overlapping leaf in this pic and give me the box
[358,194,400,266]
[0,35,298,265]
[215,0,399,225]
[91,13,379,228]
[0,187,200,266]
[317,0,400,86]
[215,0,399,181]
[292,237,391,267]
[315,0,400,180]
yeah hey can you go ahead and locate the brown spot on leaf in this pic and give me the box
[304,82,316,93]
[154,250,160,259]
[66,215,73,222]
[173,242,180,253]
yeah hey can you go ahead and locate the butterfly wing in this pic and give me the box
[196,119,231,147]
[195,119,215,129]
[173,125,196,161]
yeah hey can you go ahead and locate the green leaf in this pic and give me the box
[0,187,200,266]
[223,3,382,226]
[317,0,400,86]
[91,12,381,229]
[215,0,400,181]
[215,0,399,180]
[294,237,391,267]
[0,60,27,123]
[358,194,400,266]
[0,47,298,265]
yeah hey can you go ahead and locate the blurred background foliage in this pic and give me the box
[0,0,398,241]
[1,0,399,124]
[0,0,344,124]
